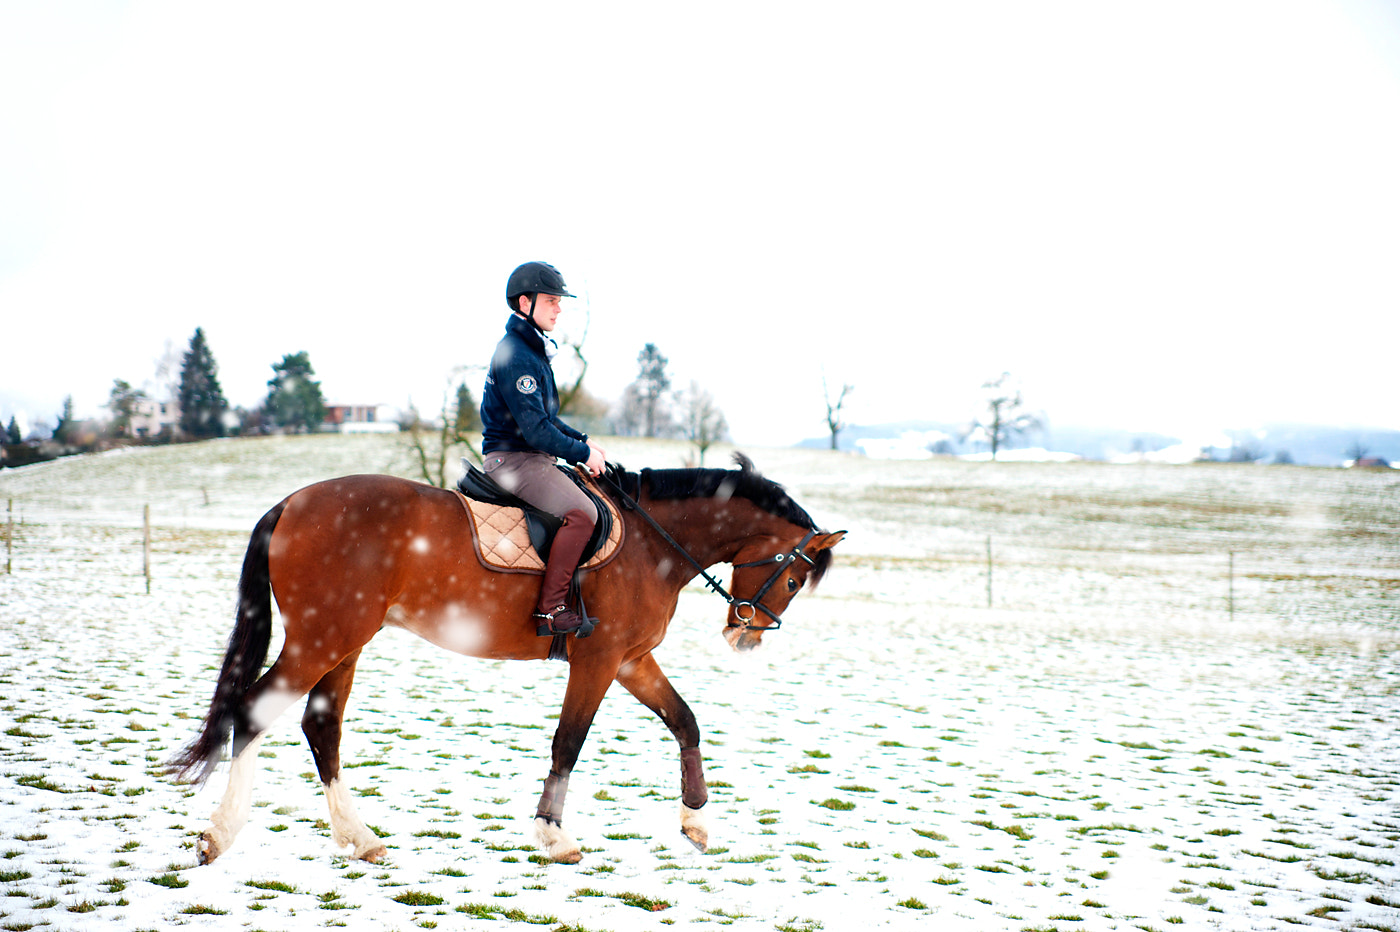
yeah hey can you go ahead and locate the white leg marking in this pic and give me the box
[199,734,265,864]
[679,801,709,852]
[532,816,582,864]
[325,778,387,861]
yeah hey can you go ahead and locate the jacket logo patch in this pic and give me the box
[515,375,538,395]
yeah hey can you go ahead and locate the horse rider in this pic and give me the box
[480,261,608,636]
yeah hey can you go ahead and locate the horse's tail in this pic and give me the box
[167,500,287,785]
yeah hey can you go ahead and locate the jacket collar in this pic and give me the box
[506,313,547,355]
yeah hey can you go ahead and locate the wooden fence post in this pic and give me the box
[1228,551,1234,620]
[986,535,993,609]
[143,504,151,594]
[5,499,11,575]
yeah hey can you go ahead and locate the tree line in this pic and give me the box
[3,328,330,466]
[2,329,738,475]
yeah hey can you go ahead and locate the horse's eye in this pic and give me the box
[787,578,799,593]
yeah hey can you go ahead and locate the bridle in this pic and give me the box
[597,469,819,632]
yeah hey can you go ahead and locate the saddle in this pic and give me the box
[454,463,623,574]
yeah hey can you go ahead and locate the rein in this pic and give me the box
[595,467,818,631]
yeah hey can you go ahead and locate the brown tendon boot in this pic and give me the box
[533,508,595,637]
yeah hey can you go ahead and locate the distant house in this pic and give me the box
[1351,456,1392,469]
[130,399,180,439]
[325,404,399,434]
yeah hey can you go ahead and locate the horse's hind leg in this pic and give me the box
[302,650,386,862]
[197,657,313,864]
[615,652,709,851]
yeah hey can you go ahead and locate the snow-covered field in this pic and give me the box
[1,435,1397,932]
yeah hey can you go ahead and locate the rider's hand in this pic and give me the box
[584,444,607,477]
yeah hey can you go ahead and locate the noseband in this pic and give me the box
[726,530,819,630]
[597,470,817,633]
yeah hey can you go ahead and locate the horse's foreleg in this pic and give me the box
[615,652,709,852]
[534,661,616,863]
[302,650,385,862]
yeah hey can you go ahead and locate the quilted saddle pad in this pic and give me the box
[454,489,624,574]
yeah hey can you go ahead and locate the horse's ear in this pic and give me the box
[812,530,846,552]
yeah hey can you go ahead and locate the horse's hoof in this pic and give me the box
[532,816,582,864]
[679,803,708,852]
[359,844,388,863]
[197,832,220,866]
[680,824,708,852]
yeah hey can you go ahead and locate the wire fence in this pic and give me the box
[4,495,1397,631]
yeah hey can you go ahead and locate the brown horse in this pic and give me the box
[170,454,843,865]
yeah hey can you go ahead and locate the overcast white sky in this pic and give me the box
[3,1,1398,447]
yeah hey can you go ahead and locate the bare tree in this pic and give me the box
[407,367,484,487]
[676,381,729,466]
[822,375,854,451]
[963,372,1043,460]
[553,299,593,415]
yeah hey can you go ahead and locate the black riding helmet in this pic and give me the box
[507,261,574,307]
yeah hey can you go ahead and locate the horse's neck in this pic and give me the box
[646,498,782,570]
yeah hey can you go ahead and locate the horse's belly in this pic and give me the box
[383,602,548,661]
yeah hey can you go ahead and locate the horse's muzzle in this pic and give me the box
[723,626,764,652]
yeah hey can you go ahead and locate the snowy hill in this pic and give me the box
[801,420,1400,467]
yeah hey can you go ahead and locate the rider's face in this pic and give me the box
[519,293,563,331]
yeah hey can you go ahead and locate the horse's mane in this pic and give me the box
[602,452,832,587]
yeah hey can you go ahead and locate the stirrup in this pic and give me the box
[533,607,594,639]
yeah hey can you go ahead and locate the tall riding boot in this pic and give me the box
[534,508,596,636]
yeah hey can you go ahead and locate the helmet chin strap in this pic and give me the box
[519,295,558,358]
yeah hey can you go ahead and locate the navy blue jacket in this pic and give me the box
[480,315,591,463]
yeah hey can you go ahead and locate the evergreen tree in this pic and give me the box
[53,396,77,445]
[107,379,147,437]
[266,351,326,433]
[6,416,23,444]
[453,382,482,434]
[633,343,672,438]
[178,328,229,438]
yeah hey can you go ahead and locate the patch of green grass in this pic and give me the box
[803,750,831,759]
[897,897,926,909]
[393,890,444,906]
[813,798,855,811]
[969,819,1033,840]
[617,891,671,910]
[1311,866,1378,885]
[14,774,66,792]
[775,918,823,932]
[181,904,228,915]
[412,829,460,839]
[148,872,188,889]
[914,827,948,841]
[246,878,298,893]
